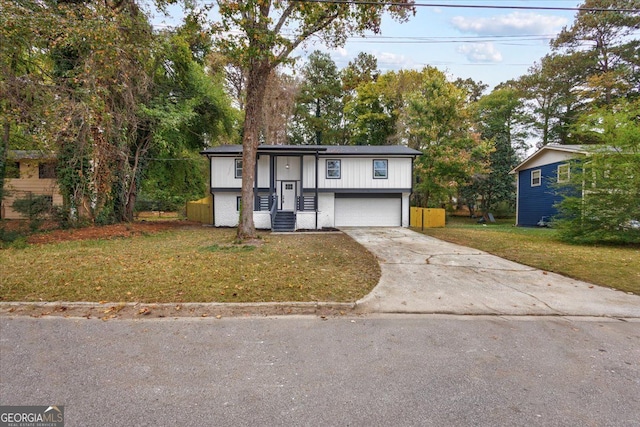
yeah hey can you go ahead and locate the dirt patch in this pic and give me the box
[0,301,360,319]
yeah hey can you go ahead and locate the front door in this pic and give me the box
[281,181,296,211]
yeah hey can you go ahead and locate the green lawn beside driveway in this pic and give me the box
[417,217,640,295]
[0,228,380,303]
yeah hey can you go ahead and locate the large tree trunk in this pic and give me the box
[0,120,9,219]
[238,61,270,240]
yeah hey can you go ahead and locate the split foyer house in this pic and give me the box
[510,144,589,227]
[1,150,62,219]
[201,144,421,231]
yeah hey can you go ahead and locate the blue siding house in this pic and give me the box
[510,145,588,227]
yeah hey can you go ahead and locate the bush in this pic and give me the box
[11,194,53,231]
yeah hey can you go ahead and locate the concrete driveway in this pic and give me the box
[343,227,640,318]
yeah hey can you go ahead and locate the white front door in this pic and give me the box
[281,181,296,211]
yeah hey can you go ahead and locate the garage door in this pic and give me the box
[334,195,401,227]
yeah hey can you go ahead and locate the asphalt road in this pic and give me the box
[1,315,639,427]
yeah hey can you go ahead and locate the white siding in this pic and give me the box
[317,157,412,190]
[520,151,578,170]
[317,193,335,228]
[213,193,240,226]
[303,155,316,188]
[257,155,270,188]
[213,193,273,228]
[211,157,241,188]
[401,193,410,227]
[296,212,316,230]
[275,156,300,181]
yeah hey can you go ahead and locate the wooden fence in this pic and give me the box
[186,195,213,224]
[410,207,445,229]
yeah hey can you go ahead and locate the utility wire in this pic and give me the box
[290,0,640,13]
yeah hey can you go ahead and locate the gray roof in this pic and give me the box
[7,150,56,160]
[201,144,421,156]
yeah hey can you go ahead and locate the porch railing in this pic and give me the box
[255,194,276,211]
[269,193,278,229]
[297,196,317,211]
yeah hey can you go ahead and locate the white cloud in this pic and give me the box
[451,12,567,36]
[374,52,415,70]
[457,43,503,63]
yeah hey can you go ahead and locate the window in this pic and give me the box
[285,183,293,190]
[235,159,242,179]
[236,196,242,211]
[373,159,388,179]
[326,159,341,179]
[531,169,541,187]
[557,164,570,183]
[39,162,56,179]
[6,162,20,179]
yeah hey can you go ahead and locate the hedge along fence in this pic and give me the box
[186,195,213,224]
[410,207,445,229]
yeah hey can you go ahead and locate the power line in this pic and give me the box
[290,0,640,13]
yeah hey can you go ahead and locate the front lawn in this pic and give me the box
[0,227,380,303]
[417,217,640,295]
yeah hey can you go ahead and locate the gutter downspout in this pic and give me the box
[315,152,319,230]
[209,155,214,225]
[410,155,416,227]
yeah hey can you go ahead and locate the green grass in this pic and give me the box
[0,228,380,303]
[417,216,640,295]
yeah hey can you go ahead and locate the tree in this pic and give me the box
[213,0,415,240]
[555,100,640,244]
[338,52,380,144]
[552,0,640,106]
[1,0,235,223]
[453,77,488,104]
[465,87,525,214]
[289,51,342,145]
[139,27,236,209]
[401,68,492,207]
[344,80,397,146]
[517,54,586,146]
[344,68,425,146]
[262,71,298,145]
[0,0,55,217]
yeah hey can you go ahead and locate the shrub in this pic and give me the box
[11,194,53,231]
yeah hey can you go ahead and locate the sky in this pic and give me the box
[307,0,581,89]
[150,1,583,89]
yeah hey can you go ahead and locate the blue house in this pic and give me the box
[510,145,588,227]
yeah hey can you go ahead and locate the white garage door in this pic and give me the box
[335,196,401,227]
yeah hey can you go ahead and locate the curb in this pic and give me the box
[0,301,359,320]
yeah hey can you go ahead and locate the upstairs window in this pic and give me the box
[557,164,570,183]
[531,169,541,187]
[6,162,20,179]
[373,159,388,179]
[235,159,242,179]
[39,162,57,179]
[326,159,341,179]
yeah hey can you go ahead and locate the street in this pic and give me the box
[1,315,639,426]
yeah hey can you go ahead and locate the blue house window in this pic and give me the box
[326,159,341,179]
[235,159,242,179]
[531,169,541,187]
[373,159,388,179]
[557,164,570,183]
